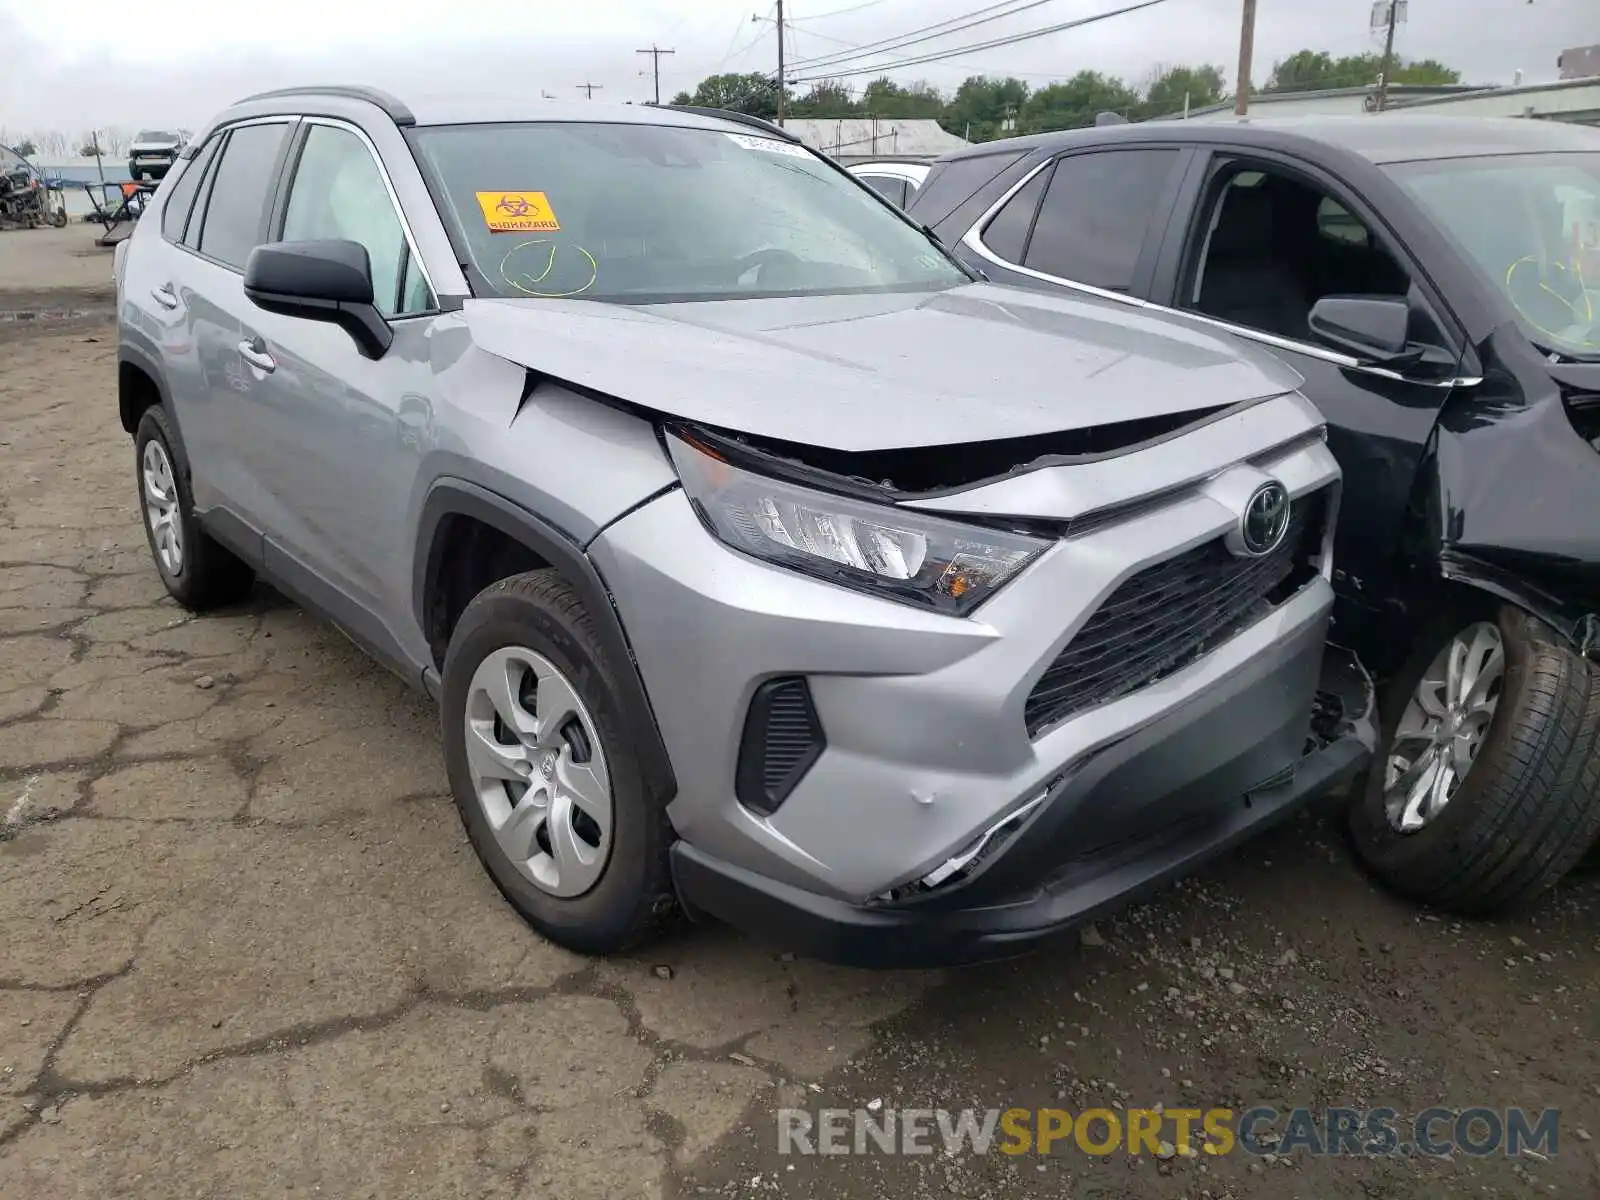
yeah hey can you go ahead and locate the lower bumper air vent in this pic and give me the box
[735,676,826,817]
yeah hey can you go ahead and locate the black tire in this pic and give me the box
[133,406,255,610]
[1349,604,1600,914]
[440,570,679,955]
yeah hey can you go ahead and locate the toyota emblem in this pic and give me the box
[1240,482,1291,557]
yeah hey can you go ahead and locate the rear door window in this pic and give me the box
[1023,149,1182,292]
[980,165,1050,263]
[193,122,290,270]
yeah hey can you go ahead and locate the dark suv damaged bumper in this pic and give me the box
[670,644,1376,969]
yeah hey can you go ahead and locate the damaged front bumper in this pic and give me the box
[669,643,1376,969]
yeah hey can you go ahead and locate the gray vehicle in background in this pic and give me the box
[112,87,1372,966]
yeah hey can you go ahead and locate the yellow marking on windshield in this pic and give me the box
[499,240,598,298]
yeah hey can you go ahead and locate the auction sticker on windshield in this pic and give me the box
[475,191,561,233]
[723,132,811,159]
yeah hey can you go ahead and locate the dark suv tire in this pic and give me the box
[440,570,678,954]
[1349,604,1600,914]
[134,406,256,610]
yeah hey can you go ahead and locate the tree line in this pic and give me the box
[671,48,1462,142]
[1,127,134,160]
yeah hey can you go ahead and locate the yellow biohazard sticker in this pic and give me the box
[475,191,561,233]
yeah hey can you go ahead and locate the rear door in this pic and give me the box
[163,118,296,543]
[1145,147,1470,617]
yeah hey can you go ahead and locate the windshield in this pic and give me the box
[406,121,968,303]
[136,131,179,143]
[1385,152,1600,359]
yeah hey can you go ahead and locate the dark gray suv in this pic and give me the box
[112,86,1372,965]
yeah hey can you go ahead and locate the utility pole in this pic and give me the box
[635,44,675,105]
[776,0,787,126]
[1234,0,1257,116]
[575,82,603,100]
[1375,0,1403,111]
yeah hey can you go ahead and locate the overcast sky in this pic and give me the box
[1,0,1592,136]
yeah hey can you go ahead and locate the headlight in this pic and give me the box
[667,431,1047,615]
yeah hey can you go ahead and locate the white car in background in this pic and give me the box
[127,129,190,181]
[846,161,930,209]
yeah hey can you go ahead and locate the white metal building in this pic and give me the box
[1163,79,1600,127]
[781,118,969,164]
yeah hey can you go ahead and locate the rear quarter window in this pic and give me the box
[907,150,1028,229]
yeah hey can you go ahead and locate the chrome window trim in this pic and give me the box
[848,163,930,186]
[959,156,1483,392]
[298,115,439,312]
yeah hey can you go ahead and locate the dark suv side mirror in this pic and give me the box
[243,239,393,359]
[1307,295,1418,366]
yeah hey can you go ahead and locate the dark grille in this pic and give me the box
[735,677,827,816]
[1024,488,1326,737]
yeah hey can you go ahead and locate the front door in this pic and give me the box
[242,118,440,667]
[1151,153,1469,634]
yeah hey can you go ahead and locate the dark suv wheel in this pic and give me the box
[1349,605,1600,913]
[133,406,255,610]
[440,570,678,954]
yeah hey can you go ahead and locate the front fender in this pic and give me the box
[1408,325,1600,658]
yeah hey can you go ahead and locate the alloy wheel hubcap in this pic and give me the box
[1382,621,1504,833]
[141,439,184,575]
[463,646,613,898]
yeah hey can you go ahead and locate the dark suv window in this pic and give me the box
[1182,165,1412,343]
[160,137,219,244]
[194,122,289,270]
[1022,149,1180,292]
[907,150,1026,228]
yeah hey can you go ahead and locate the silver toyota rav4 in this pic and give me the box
[113,87,1374,966]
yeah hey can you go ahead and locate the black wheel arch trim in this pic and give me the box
[414,479,679,803]
[117,343,195,475]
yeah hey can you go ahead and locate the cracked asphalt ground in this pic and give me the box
[3,227,1600,1199]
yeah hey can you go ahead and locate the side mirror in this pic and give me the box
[243,239,392,359]
[1307,295,1418,366]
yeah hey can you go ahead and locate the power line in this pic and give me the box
[789,0,1062,73]
[788,0,1174,83]
[575,81,604,99]
[788,0,898,20]
[788,24,1091,80]
[787,0,1049,72]
[636,44,676,104]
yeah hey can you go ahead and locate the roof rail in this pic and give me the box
[659,105,802,144]
[233,85,415,126]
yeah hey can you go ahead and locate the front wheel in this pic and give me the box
[1349,605,1600,914]
[440,571,678,955]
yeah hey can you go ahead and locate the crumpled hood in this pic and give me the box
[464,282,1304,451]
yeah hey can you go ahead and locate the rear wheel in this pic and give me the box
[1349,604,1600,913]
[133,406,255,610]
[441,571,678,954]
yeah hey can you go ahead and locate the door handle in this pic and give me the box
[150,284,179,310]
[238,339,277,373]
